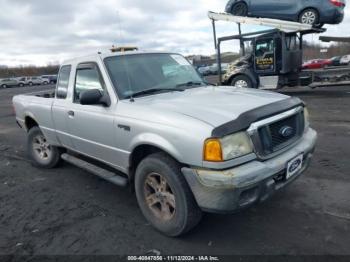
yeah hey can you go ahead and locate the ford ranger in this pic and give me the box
[12,51,317,236]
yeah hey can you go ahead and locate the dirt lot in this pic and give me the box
[0,84,349,256]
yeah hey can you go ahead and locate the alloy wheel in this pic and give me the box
[144,172,176,221]
[301,11,316,25]
[32,134,52,160]
[235,79,248,88]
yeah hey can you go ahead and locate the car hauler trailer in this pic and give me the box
[209,11,325,89]
[300,35,350,88]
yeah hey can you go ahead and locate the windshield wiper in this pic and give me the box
[176,81,205,88]
[125,88,185,100]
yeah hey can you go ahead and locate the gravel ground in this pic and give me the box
[0,84,349,257]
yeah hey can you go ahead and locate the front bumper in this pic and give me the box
[182,128,317,213]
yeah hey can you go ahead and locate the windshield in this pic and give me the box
[104,53,205,99]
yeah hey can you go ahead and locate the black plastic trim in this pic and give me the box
[212,97,305,137]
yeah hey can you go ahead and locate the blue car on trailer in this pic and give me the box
[225,0,345,27]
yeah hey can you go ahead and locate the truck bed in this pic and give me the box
[12,90,56,137]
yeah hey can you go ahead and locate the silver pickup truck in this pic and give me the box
[13,51,317,236]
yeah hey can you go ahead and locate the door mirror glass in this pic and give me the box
[79,89,111,107]
[56,87,68,99]
[79,89,103,105]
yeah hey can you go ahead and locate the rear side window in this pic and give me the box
[56,65,71,99]
[74,63,105,103]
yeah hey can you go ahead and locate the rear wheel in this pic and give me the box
[299,9,319,26]
[231,2,248,16]
[231,75,253,88]
[1,84,7,89]
[27,127,62,168]
[28,82,33,86]
[135,153,202,237]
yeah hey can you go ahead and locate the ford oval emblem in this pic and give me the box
[289,159,302,173]
[279,126,294,138]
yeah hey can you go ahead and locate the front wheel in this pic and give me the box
[135,153,202,237]
[231,75,254,88]
[1,84,7,89]
[231,2,248,16]
[27,127,62,168]
[299,9,319,26]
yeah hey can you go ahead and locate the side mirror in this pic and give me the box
[79,89,111,107]
[56,87,68,99]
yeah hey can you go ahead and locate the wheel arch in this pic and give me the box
[227,72,258,88]
[128,142,184,180]
[24,114,39,131]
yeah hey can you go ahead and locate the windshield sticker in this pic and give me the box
[171,55,189,66]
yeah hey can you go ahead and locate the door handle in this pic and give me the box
[67,111,75,117]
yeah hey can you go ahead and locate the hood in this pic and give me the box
[128,86,289,127]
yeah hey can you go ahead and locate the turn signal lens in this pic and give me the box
[204,139,223,162]
[304,107,310,131]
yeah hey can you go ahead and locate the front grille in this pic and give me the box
[252,111,305,158]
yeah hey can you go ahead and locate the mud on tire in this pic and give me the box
[27,126,62,168]
[134,152,202,237]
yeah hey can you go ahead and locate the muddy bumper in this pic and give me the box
[182,128,317,213]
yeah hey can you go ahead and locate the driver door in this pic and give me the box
[66,62,119,167]
[254,37,276,75]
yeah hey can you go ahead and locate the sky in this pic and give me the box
[0,0,349,66]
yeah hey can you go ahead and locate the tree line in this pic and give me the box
[0,65,59,78]
[303,42,350,61]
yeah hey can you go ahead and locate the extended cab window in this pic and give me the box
[74,63,105,103]
[56,65,71,99]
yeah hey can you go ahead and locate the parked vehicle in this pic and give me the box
[209,64,219,75]
[330,56,342,66]
[340,55,350,65]
[41,75,58,84]
[19,76,48,86]
[0,78,22,88]
[302,59,332,70]
[197,66,211,76]
[225,0,345,27]
[13,51,317,236]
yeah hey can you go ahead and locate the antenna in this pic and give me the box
[116,11,123,44]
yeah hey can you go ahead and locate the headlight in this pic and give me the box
[204,132,253,162]
[304,107,310,131]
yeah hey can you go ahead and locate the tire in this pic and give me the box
[19,83,24,87]
[29,82,33,86]
[231,2,248,16]
[50,81,55,84]
[135,152,202,237]
[299,8,319,26]
[231,75,254,88]
[43,81,48,85]
[27,126,62,168]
